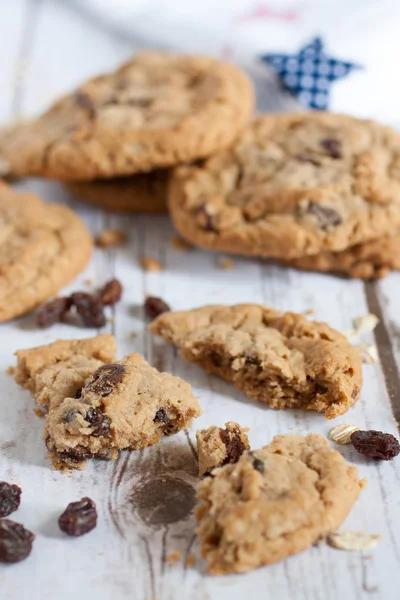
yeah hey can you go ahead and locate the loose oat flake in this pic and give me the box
[355,343,378,364]
[329,424,360,445]
[327,531,380,551]
[353,313,379,335]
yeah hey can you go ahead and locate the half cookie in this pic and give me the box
[66,170,168,213]
[149,304,362,419]
[13,336,201,469]
[0,52,254,180]
[168,113,400,260]
[289,231,400,279]
[0,183,93,322]
[196,433,365,574]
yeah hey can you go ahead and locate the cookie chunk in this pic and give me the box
[0,52,254,181]
[196,422,250,476]
[0,183,92,322]
[289,231,400,279]
[13,335,117,410]
[168,113,400,259]
[196,433,365,574]
[149,304,362,419]
[44,353,202,469]
[66,170,168,213]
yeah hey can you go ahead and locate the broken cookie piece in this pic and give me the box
[44,352,201,469]
[196,422,250,476]
[149,304,362,419]
[196,433,365,574]
[13,337,201,470]
[13,335,117,411]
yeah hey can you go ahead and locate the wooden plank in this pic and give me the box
[1,2,400,599]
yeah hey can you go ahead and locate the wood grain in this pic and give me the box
[0,2,400,599]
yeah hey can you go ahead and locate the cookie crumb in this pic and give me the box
[170,236,192,252]
[140,256,163,272]
[96,228,126,248]
[6,366,15,376]
[166,551,181,565]
[355,343,378,364]
[186,553,195,568]
[83,278,93,286]
[303,308,315,316]
[33,408,46,418]
[327,531,380,551]
[353,313,379,335]
[131,332,138,339]
[329,424,360,445]
[217,256,235,270]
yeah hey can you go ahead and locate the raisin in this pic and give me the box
[75,387,83,399]
[320,138,342,159]
[210,351,223,367]
[85,407,111,436]
[36,297,70,328]
[87,363,125,396]
[98,279,123,306]
[70,292,106,328]
[296,153,320,166]
[144,296,171,320]
[350,430,400,460]
[245,356,259,366]
[219,428,246,465]
[57,447,94,463]
[154,408,169,423]
[58,497,97,537]
[74,92,96,118]
[252,457,265,473]
[0,520,35,563]
[306,202,342,230]
[195,205,216,232]
[0,482,22,518]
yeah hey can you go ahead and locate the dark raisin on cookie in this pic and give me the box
[62,408,79,424]
[252,457,265,473]
[350,430,400,460]
[245,356,259,366]
[153,408,169,423]
[195,205,216,232]
[74,92,96,119]
[305,202,342,230]
[57,447,94,464]
[144,296,171,320]
[98,279,123,306]
[0,520,35,563]
[0,482,22,518]
[85,407,111,436]
[219,428,246,465]
[87,364,126,397]
[36,297,70,328]
[58,497,97,537]
[320,138,342,159]
[69,292,106,328]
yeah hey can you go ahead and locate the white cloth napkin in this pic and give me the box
[80,0,400,125]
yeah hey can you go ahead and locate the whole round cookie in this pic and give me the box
[0,52,254,181]
[66,170,168,213]
[168,113,400,260]
[0,183,92,322]
[289,232,400,279]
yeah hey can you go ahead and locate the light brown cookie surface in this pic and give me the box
[66,170,168,213]
[169,113,400,259]
[13,335,117,410]
[196,433,365,574]
[0,52,254,181]
[196,421,250,476]
[149,304,362,419]
[0,183,93,322]
[289,231,400,278]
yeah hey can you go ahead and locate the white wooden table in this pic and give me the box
[1,2,400,598]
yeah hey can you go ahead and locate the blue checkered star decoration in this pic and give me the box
[260,37,361,110]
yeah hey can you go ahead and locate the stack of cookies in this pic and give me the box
[2,50,400,280]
